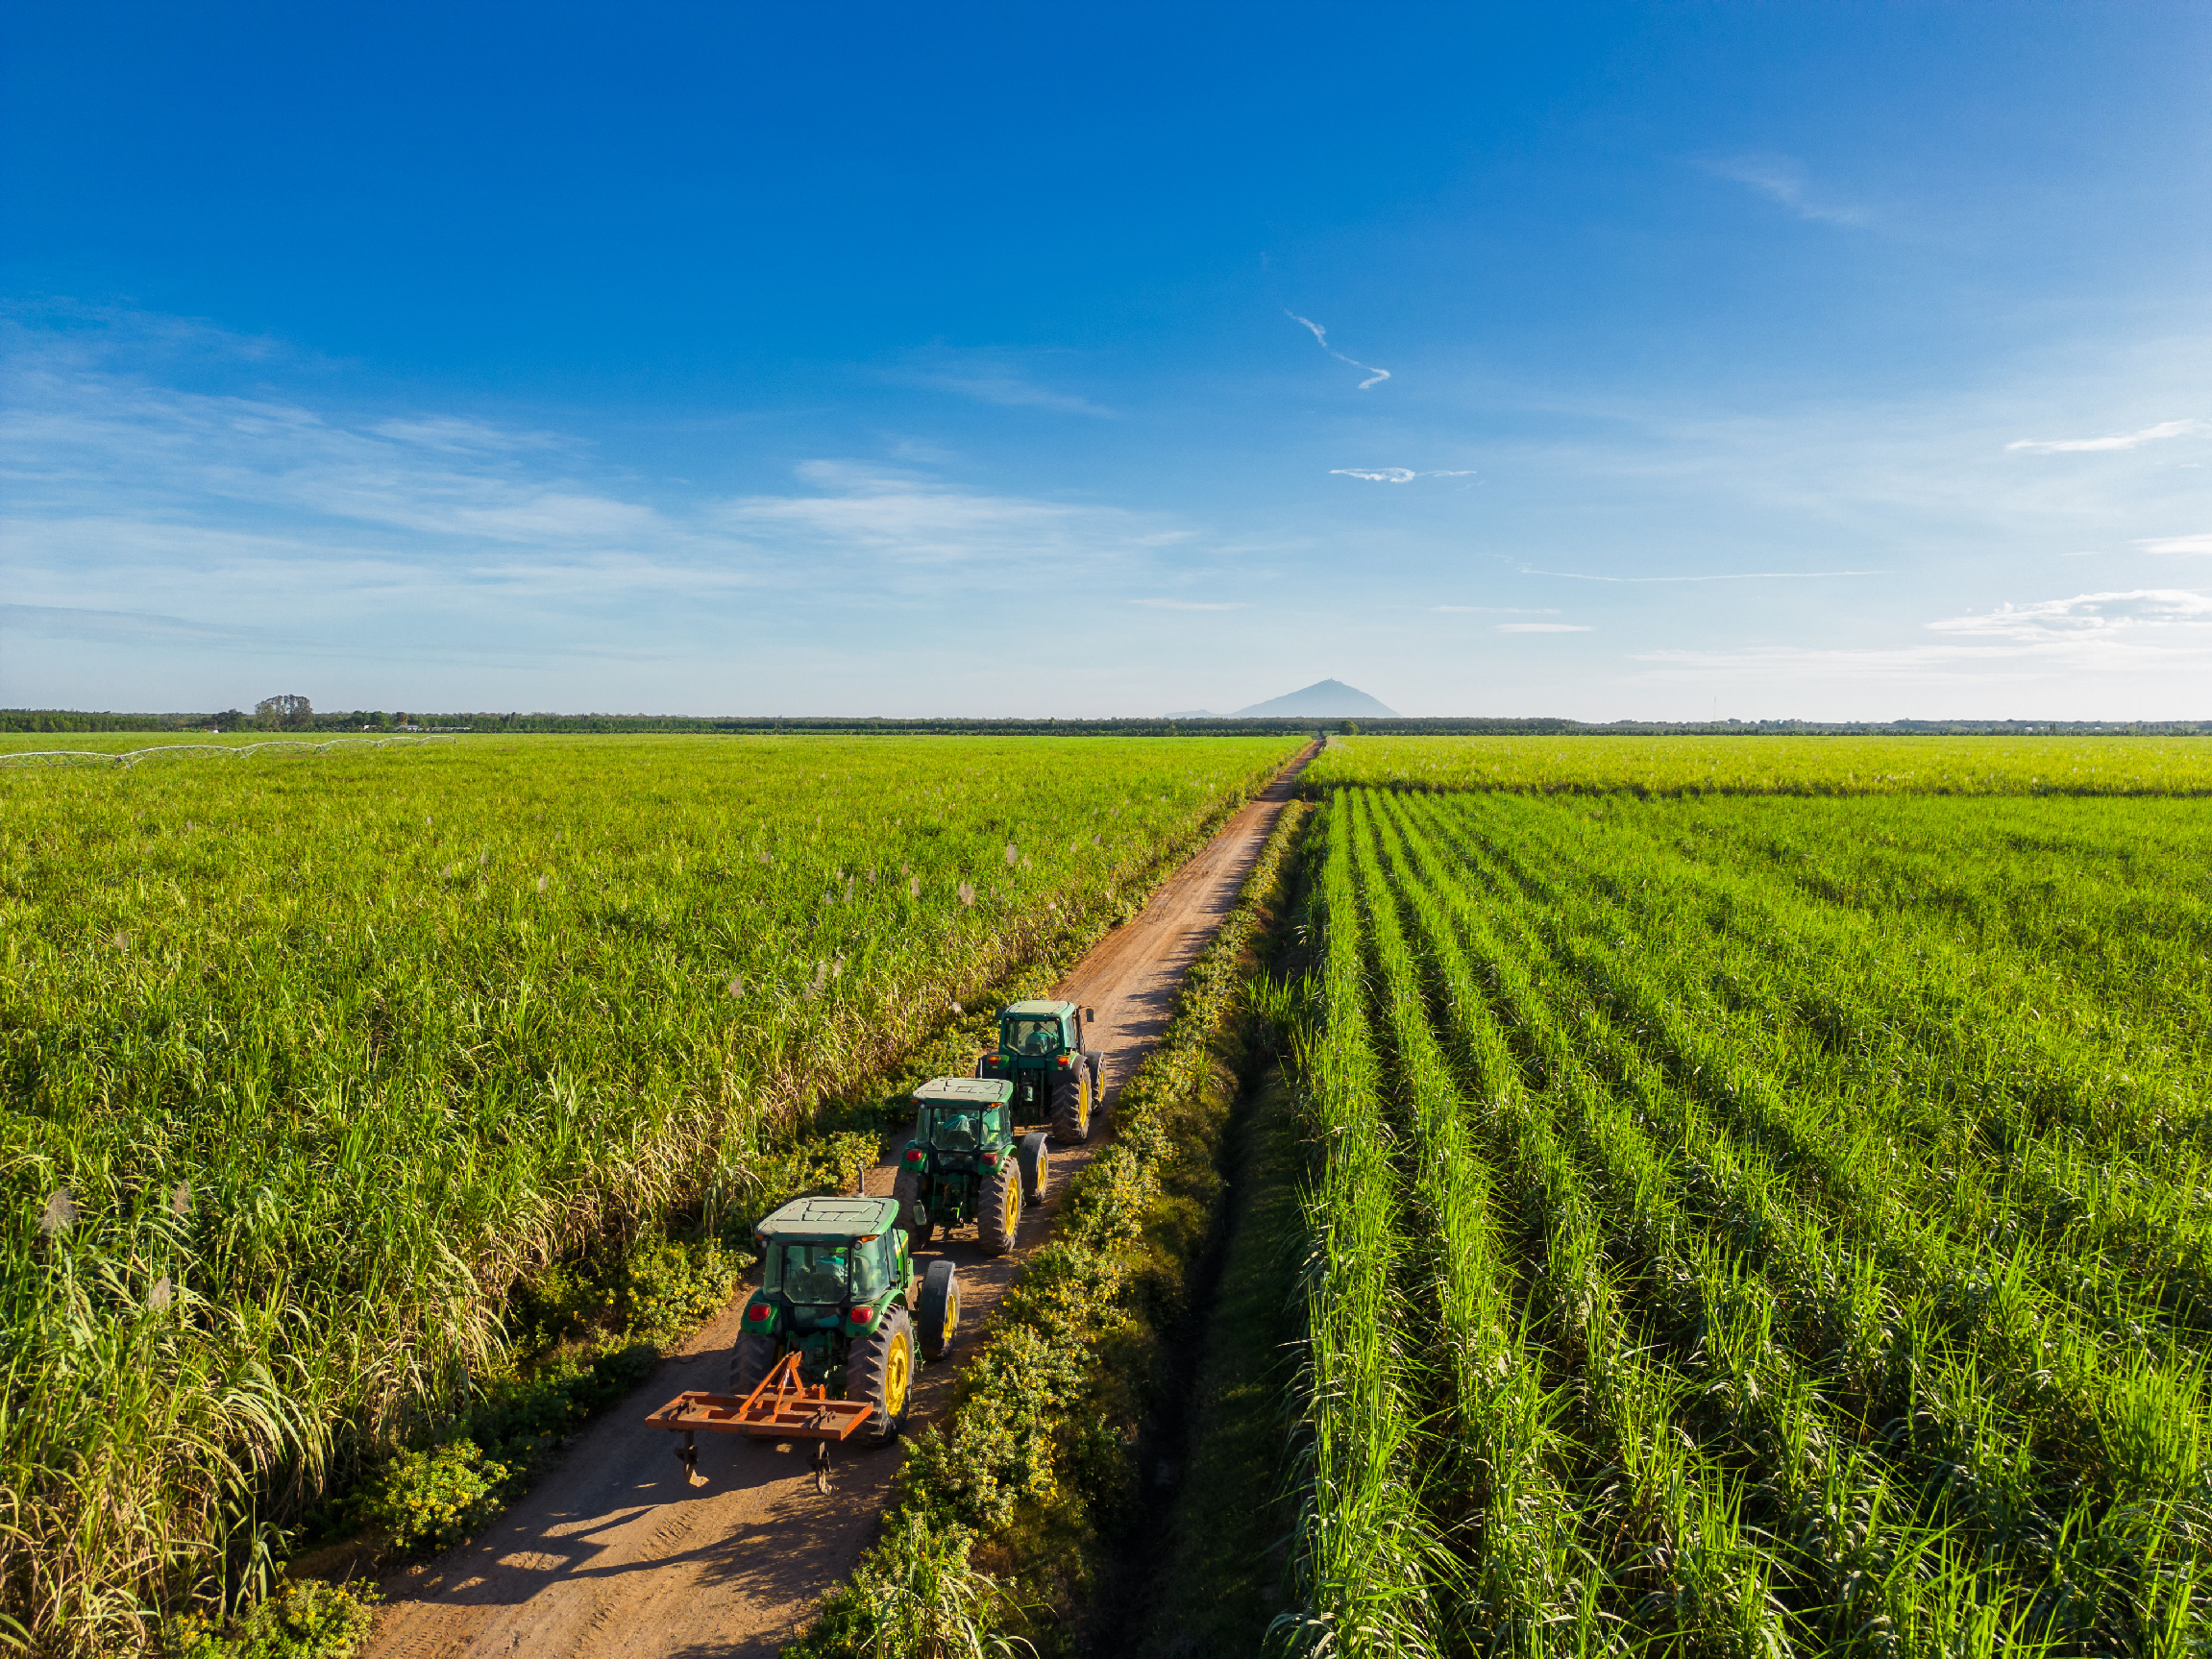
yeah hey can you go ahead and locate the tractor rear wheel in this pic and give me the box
[846,1306,916,1445]
[978,1161,1021,1254]
[1017,1132,1049,1202]
[1087,1051,1108,1121]
[892,1171,934,1250]
[729,1333,777,1396]
[918,1258,960,1359]
[1049,1066,1093,1145]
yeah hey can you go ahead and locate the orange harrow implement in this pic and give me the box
[645,1351,873,1491]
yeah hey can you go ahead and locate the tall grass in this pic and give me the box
[1304,733,2212,797]
[1271,793,1445,1657]
[1266,776,2212,1655]
[0,733,1302,1653]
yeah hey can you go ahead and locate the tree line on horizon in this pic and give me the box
[5,707,2208,739]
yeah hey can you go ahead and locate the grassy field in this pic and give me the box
[1304,733,2212,795]
[0,732,1302,1653]
[1263,739,2212,1656]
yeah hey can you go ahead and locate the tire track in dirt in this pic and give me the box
[364,743,1316,1659]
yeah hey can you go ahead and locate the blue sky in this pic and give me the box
[4,4,2209,719]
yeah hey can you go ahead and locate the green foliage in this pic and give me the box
[903,1325,1094,1533]
[0,732,1300,1653]
[1270,783,2212,1656]
[618,1234,744,1343]
[788,1514,1035,1659]
[1306,731,2212,795]
[361,1442,508,1554]
[449,1343,657,1479]
[161,1579,375,1659]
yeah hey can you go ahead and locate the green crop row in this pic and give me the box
[1269,784,2212,1658]
[0,733,1302,1655]
[1302,734,2212,796]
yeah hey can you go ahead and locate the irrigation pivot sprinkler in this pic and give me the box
[646,1195,959,1493]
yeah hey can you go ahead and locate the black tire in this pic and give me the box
[1088,1051,1107,1118]
[892,1170,934,1250]
[918,1258,960,1360]
[845,1306,916,1445]
[1048,1065,1092,1145]
[1017,1132,1049,1203]
[978,1161,1021,1254]
[729,1332,777,1396]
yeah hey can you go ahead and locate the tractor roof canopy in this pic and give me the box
[1002,999,1076,1018]
[755,1195,902,1241]
[914,1077,1014,1108]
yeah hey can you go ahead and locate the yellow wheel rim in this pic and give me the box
[1005,1180,1020,1233]
[941,1286,959,1348]
[884,1332,912,1416]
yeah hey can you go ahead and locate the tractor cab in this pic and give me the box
[976,1000,1109,1146]
[1002,1006,1072,1058]
[914,1081,1009,1153]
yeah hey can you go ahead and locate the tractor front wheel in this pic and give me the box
[978,1161,1021,1255]
[729,1333,777,1396]
[918,1258,960,1360]
[1049,1066,1093,1145]
[1017,1132,1049,1202]
[846,1306,916,1445]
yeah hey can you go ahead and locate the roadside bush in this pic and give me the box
[789,1514,1033,1659]
[162,1580,376,1659]
[362,1442,508,1553]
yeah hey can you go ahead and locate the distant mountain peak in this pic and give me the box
[1232,679,1396,719]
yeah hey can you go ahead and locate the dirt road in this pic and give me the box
[365,744,1315,1659]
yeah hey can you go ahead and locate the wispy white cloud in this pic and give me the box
[1520,566,1885,583]
[1132,598,1247,611]
[0,317,1228,695]
[1330,467,1475,483]
[2137,532,2212,555]
[1636,588,2212,681]
[1496,622,1592,633]
[891,351,1114,417]
[1287,312,1390,389]
[1926,587,2212,640]
[369,415,569,453]
[2007,419,2205,453]
[715,462,1171,569]
[0,601,256,645]
[1429,604,1560,614]
[1700,155,1870,228]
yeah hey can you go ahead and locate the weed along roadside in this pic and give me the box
[787,798,1311,1657]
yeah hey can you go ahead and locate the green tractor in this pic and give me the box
[728,1195,961,1444]
[974,999,1108,1145]
[892,1077,1050,1255]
